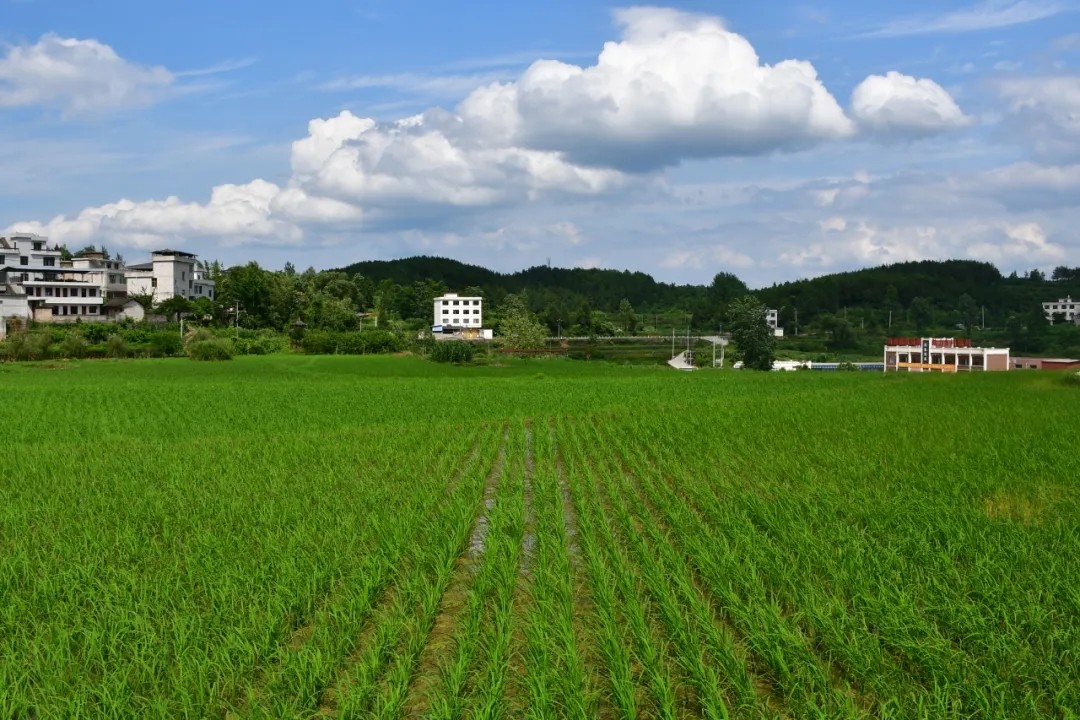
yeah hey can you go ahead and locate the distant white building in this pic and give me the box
[433,292,483,330]
[125,250,215,304]
[2,233,110,335]
[766,308,784,338]
[1043,296,1079,324]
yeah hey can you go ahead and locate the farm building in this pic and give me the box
[1011,357,1080,371]
[883,337,1010,372]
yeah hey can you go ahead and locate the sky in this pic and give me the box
[2,1,1079,286]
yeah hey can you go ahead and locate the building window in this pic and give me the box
[453,300,459,305]
[44,257,55,267]
[89,306,97,314]
[32,242,43,251]
[19,256,27,265]
[89,288,97,297]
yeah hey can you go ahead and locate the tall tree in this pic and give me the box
[497,292,547,350]
[618,298,638,334]
[727,295,775,371]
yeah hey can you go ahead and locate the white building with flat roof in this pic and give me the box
[434,292,483,330]
[1,233,109,334]
[766,308,784,337]
[1043,296,1079,324]
[125,250,215,304]
[884,337,1010,372]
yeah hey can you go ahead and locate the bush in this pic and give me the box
[337,332,366,355]
[4,332,55,361]
[150,332,183,357]
[431,341,475,364]
[58,334,88,359]
[105,334,129,359]
[301,330,339,355]
[188,339,234,361]
[359,329,402,354]
[80,323,113,344]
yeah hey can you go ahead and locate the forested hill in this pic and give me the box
[338,256,726,312]
[338,255,1080,334]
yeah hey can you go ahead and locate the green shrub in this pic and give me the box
[105,334,129,359]
[58,335,88,359]
[301,330,339,355]
[5,332,55,361]
[150,332,184,357]
[337,332,366,355]
[80,323,113,344]
[188,339,234,361]
[359,329,402,354]
[431,341,475,364]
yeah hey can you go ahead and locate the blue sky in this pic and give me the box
[2,1,1078,285]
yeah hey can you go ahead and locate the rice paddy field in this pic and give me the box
[1,355,1078,719]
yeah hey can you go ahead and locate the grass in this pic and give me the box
[0,355,1078,719]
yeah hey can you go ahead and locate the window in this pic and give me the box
[44,257,55,267]
[20,256,27,266]
[32,242,42,251]
[89,306,97,315]
[453,300,459,305]
[70,306,77,314]
[89,288,97,297]
[45,287,53,297]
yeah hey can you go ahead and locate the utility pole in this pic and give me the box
[671,327,675,359]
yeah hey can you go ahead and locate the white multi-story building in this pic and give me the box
[434,292,483,329]
[766,308,784,338]
[2,233,109,333]
[125,249,215,304]
[1042,296,1079,324]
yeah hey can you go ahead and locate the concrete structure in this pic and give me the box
[1012,356,1080,371]
[125,250,215,304]
[766,308,784,337]
[884,337,1010,372]
[2,233,110,333]
[1043,296,1079,324]
[434,293,482,329]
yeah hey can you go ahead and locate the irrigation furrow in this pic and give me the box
[312,429,502,719]
[461,424,526,720]
[400,427,510,718]
[226,432,478,719]
[550,420,614,720]
[560,418,696,720]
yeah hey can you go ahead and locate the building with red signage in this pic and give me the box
[883,337,1010,372]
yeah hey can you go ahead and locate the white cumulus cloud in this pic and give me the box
[0,34,172,113]
[6,7,972,256]
[851,72,971,137]
[460,7,855,170]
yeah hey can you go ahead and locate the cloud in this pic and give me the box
[9,180,303,248]
[7,7,972,257]
[0,34,172,113]
[459,6,854,171]
[968,222,1066,262]
[996,75,1080,158]
[319,71,513,99]
[851,72,971,137]
[661,245,753,269]
[864,1,1064,38]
